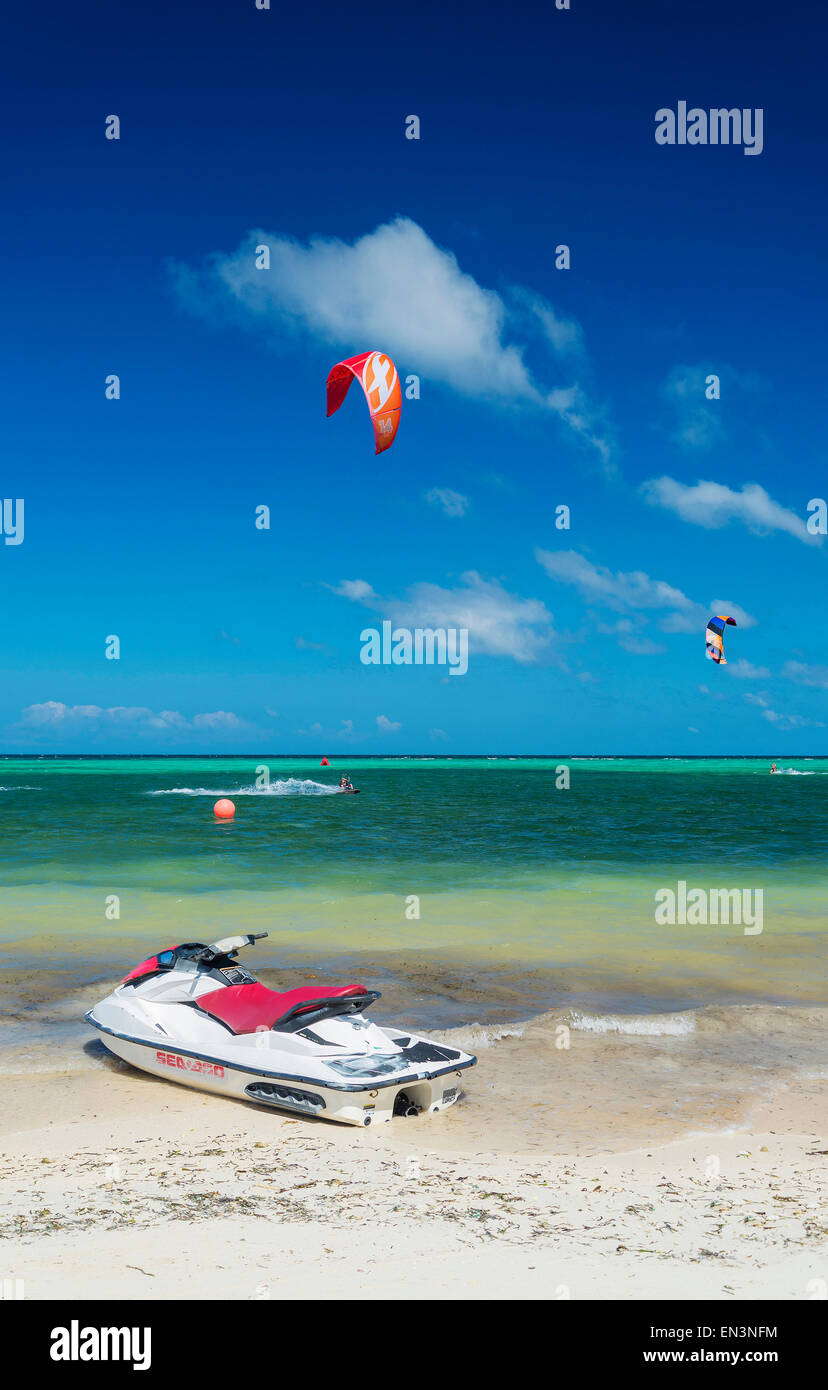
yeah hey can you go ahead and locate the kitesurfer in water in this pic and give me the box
[771,762,777,774]
[339,774,354,792]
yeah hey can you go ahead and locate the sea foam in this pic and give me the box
[433,1021,526,1050]
[149,778,340,797]
[568,1009,697,1037]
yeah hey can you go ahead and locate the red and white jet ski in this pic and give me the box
[86,933,475,1126]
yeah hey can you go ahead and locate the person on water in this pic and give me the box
[339,774,354,792]
[771,762,777,774]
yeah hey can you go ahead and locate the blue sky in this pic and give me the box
[1,0,826,753]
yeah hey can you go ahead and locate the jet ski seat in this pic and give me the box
[195,981,374,1035]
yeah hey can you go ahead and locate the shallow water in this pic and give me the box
[0,754,824,991]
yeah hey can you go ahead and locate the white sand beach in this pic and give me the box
[2,1067,825,1301]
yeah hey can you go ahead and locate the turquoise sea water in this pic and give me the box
[1,754,826,886]
[0,756,825,1017]
[1,755,826,1144]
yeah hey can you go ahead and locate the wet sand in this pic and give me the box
[2,954,826,1156]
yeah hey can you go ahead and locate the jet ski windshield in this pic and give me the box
[206,933,268,957]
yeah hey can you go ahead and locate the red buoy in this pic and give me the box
[214,799,236,820]
[320,757,330,766]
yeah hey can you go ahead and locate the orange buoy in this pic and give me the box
[320,757,330,766]
[213,798,236,820]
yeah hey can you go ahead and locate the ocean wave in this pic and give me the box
[0,786,39,791]
[772,768,816,775]
[433,1021,525,1050]
[568,1009,697,1037]
[149,779,341,797]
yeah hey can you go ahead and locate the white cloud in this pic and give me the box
[173,217,612,463]
[191,711,243,731]
[641,477,816,544]
[515,290,584,355]
[595,618,665,655]
[151,711,190,729]
[537,549,696,617]
[761,708,825,730]
[783,660,828,689]
[744,691,824,729]
[536,548,756,647]
[727,659,771,680]
[18,703,245,734]
[425,487,469,518]
[334,570,557,664]
[376,715,401,733]
[430,727,449,740]
[660,365,726,450]
[330,579,377,602]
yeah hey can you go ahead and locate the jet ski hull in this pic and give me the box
[86,1009,474,1126]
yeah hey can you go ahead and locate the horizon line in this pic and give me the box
[0,752,819,761]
